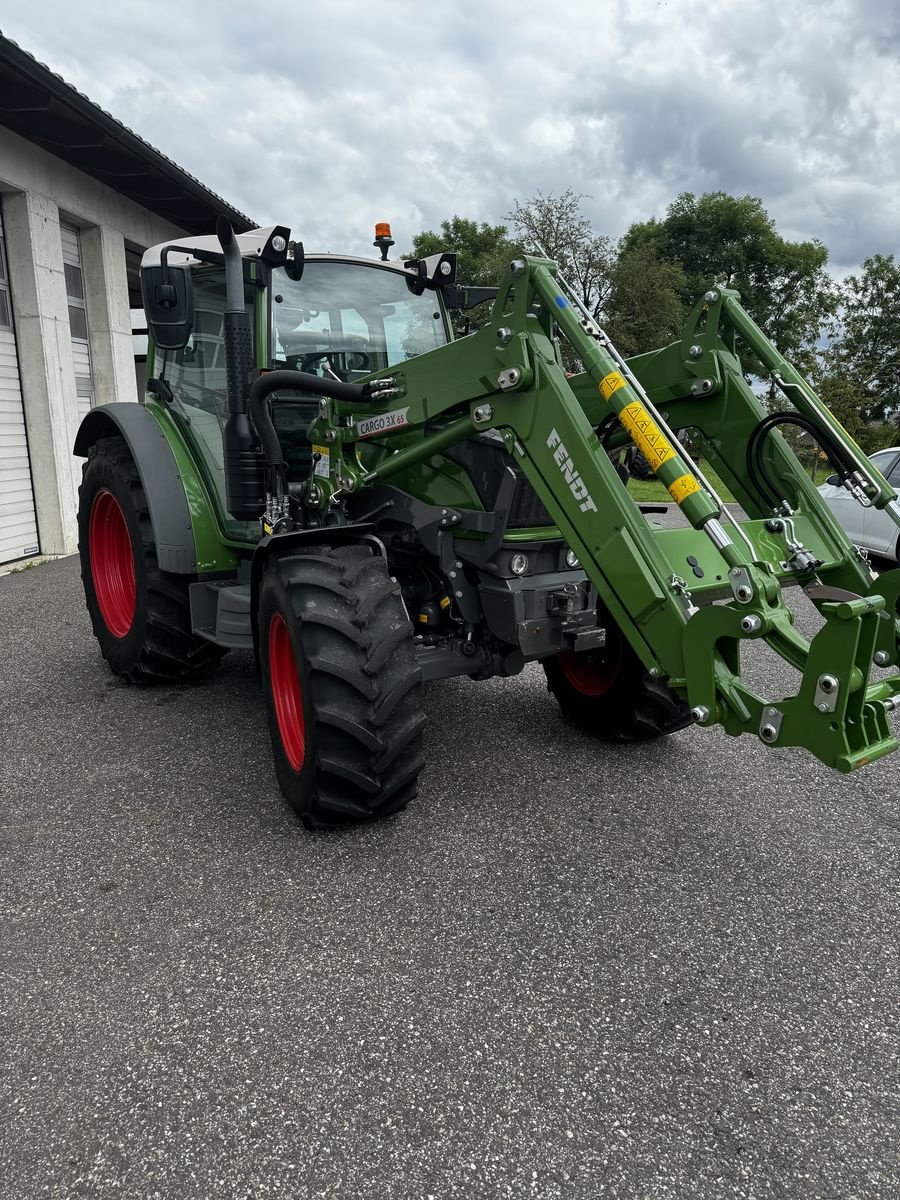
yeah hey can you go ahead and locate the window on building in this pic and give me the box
[60,222,95,419]
[0,229,12,330]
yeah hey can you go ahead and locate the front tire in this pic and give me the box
[259,544,426,829]
[543,607,691,741]
[77,435,225,683]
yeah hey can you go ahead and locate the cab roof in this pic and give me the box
[140,226,410,273]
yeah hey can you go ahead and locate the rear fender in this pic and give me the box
[74,403,236,574]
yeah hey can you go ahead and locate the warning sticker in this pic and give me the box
[312,444,330,478]
[667,473,701,504]
[599,371,626,400]
[617,401,676,471]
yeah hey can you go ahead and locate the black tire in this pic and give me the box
[259,544,426,829]
[628,449,653,481]
[77,435,225,683]
[543,607,691,742]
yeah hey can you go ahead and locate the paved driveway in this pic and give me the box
[2,555,899,1198]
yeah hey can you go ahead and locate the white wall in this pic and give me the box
[0,125,188,555]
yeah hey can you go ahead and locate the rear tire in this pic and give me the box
[543,607,691,741]
[259,544,426,829]
[77,435,225,683]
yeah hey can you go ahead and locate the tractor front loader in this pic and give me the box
[75,218,900,827]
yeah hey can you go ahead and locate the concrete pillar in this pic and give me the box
[81,224,137,406]
[3,190,81,556]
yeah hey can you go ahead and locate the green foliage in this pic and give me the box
[408,193,900,458]
[507,188,614,323]
[827,254,900,425]
[619,191,837,376]
[604,245,686,358]
[407,217,521,334]
[814,374,868,442]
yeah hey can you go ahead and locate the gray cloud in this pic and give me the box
[3,0,897,272]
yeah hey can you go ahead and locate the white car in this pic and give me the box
[818,447,900,561]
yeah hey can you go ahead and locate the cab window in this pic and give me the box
[271,260,448,379]
[157,268,256,536]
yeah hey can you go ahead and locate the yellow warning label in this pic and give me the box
[312,444,330,479]
[617,401,676,471]
[599,371,626,401]
[667,473,702,504]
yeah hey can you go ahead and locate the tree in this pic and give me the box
[618,191,837,378]
[827,254,900,426]
[407,217,522,334]
[507,188,614,324]
[604,244,686,358]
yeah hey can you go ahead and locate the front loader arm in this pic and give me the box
[309,256,900,774]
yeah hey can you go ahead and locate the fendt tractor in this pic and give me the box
[74,217,900,827]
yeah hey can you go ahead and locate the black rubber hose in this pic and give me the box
[747,411,855,511]
[248,369,367,470]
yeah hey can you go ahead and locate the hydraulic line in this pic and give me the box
[747,411,865,514]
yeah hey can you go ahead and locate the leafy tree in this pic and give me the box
[604,245,686,358]
[827,254,900,425]
[619,191,837,377]
[507,188,614,324]
[407,217,521,333]
[814,373,868,443]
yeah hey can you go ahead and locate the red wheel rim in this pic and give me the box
[89,489,136,639]
[268,613,306,771]
[558,643,622,697]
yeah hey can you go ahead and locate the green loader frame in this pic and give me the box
[303,255,900,773]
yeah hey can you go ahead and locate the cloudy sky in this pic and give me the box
[3,0,898,272]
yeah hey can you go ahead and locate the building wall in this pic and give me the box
[0,124,186,558]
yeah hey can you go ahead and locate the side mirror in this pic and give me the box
[140,263,194,351]
[403,252,457,295]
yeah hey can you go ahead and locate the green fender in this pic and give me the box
[73,401,237,574]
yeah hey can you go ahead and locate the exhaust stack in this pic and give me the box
[216,216,266,521]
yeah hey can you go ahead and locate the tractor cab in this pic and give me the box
[139,225,455,534]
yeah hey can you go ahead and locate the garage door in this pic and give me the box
[0,204,40,565]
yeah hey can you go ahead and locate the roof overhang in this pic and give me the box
[0,32,254,235]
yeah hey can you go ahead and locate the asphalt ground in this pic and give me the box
[2,546,900,1199]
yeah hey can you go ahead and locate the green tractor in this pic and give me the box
[75,217,900,827]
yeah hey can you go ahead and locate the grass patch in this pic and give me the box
[6,557,52,574]
[626,458,833,504]
[627,460,736,503]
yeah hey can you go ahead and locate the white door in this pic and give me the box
[0,205,40,565]
[862,451,900,559]
[60,223,95,422]
[818,473,868,547]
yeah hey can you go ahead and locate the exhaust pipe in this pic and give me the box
[216,216,266,521]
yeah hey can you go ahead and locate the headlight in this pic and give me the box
[565,548,580,569]
[510,552,529,576]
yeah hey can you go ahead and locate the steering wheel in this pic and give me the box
[299,349,371,376]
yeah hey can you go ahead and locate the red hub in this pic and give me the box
[89,489,136,639]
[558,642,622,697]
[268,613,306,771]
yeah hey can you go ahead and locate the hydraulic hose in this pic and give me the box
[248,369,368,472]
[747,410,859,512]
